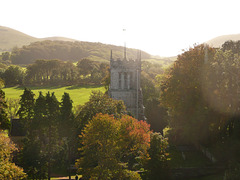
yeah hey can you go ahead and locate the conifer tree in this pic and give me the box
[17,88,35,131]
[45,92,60,180]
[0,89,10,130]
[59,92,75,180]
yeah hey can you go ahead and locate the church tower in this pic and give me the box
[109,50,145,120]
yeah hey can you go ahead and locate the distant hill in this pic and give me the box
[0,26,78,52]
[0,26,38,51]
[206,34,240,48]
[42,36,76,42]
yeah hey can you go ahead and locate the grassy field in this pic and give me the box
[3,85,105,106]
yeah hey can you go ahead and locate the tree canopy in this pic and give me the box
[76,113,151,179]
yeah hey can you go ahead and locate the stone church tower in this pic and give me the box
[109,50,145,120]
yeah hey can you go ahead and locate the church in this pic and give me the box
[108,50,145,120]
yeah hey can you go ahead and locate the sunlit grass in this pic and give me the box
[3,85,105,106]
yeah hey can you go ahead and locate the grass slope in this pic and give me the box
[3,85,105,106]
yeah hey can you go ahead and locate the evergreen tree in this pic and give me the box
[17,88,35,131]
[59,92,74,136]
[0,89,10,130]
[45,92,60,180]
[59,92,75,180]
[20,91,48,179]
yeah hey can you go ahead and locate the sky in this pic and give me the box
[1,0,240,57]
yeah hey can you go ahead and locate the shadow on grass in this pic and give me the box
[12,86,63,90]
[65,85,103,90]
[10,85,104,90]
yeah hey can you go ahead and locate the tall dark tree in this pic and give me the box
[59,92,75,180]
[0,89,10,130]
[45,92,60,180]
[17,88,35,131]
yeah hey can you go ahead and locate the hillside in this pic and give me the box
[0,26,38,52]
[206,34,240,48]
[11,40,151,64]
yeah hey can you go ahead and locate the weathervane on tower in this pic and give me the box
[123,28,127,60]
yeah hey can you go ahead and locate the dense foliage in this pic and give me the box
[160,41,240,174]
[144,133,169,180]
[19,90,76,179]
[0,89,10,130]
[75,91,127,134]
[0,58,109,87]
[0,132,27,179]
[76,113,151,179]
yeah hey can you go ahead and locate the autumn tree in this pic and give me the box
[0,131,27,180]
[119,115,151,170]
[76,113,151,179]
[160,44,216,144]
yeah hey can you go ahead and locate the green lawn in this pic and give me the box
[3,85,105,106]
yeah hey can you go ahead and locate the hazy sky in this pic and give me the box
[1,0,240,57]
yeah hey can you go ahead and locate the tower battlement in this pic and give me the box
[110,58,141,69]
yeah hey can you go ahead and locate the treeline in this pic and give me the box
[9,40,151,64]
[0,58,109,87]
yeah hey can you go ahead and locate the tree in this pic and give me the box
[2,65,24,87]
[45,92,61,180]
[76,113,150,179]
[77,58,94,79]
[160,44,216,144]
[141,72,168,134]
[59,92,76,180]
[6,98,20,120]
[119,115,151,170]
[17,88,35,131]
[2,52,10,61]
[0,89,10,130]
[144,133,170,180]
[75,91,126,134]
[0,131,27,179]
